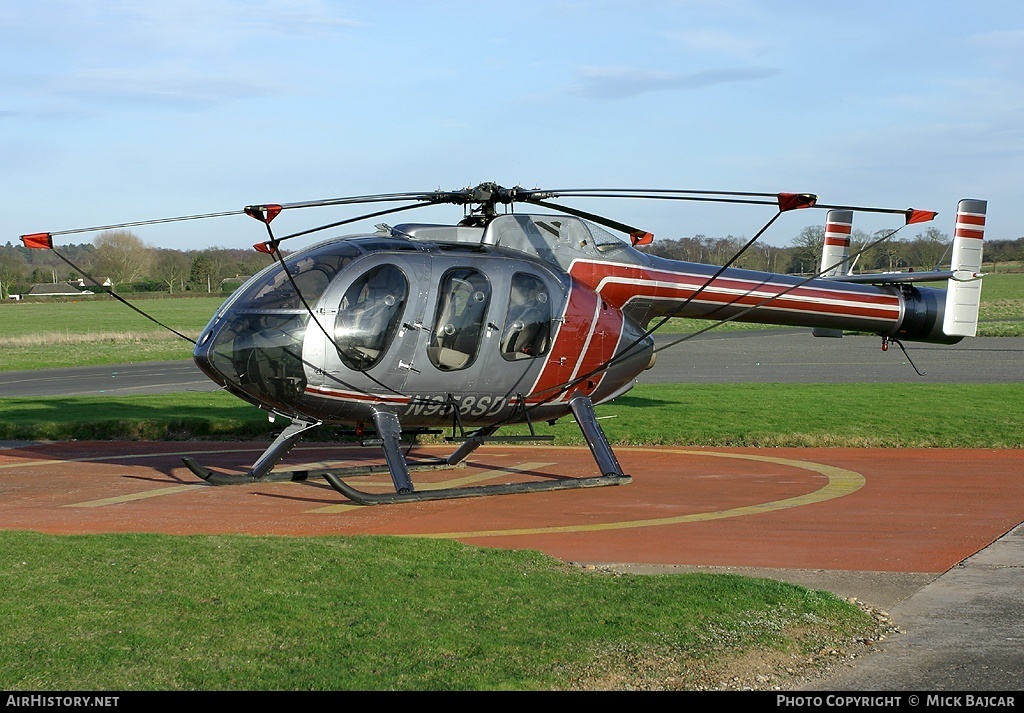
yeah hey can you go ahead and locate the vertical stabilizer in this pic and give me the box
[820,209,854,277]
[942,199,987,337]
[812,210,854,337]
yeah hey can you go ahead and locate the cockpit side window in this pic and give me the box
[427,268,491,371]
[333,265,408,371]
[500,273,552,361]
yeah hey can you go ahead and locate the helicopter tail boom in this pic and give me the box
[591,197,986,345]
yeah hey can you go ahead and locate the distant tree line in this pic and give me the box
[0,230,274,298]
[641,228,1024,276]
[1,226,1022,299]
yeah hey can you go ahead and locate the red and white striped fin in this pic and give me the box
[820,210,854,277]
[942,199,987,337]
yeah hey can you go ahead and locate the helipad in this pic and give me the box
[2,441,1021,578]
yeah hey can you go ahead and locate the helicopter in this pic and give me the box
[20,184,987,504]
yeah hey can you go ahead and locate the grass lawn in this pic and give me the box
[0,297,221,370]
[0,532,881,690]
[2,383,1022,447]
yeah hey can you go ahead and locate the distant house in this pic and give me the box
[27,282,95,297]
[220,276,253,293]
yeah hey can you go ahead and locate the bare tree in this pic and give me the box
[152,248,191,293]
[92,230,153,286]
[0,251,27,297]
[904,227,950,270]
[786,225,824,274]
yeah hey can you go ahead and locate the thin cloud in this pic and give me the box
[52,67,283,111]
[571,65,779,99]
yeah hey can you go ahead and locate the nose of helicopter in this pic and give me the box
[193,308,310,413]
[191,237,371,413]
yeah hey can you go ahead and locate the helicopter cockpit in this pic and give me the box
[195,240,363,411]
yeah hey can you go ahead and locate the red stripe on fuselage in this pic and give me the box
[569,261,901,322]
[529,280,623,403]
[305,385,410,404]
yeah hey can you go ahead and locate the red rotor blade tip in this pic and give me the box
[20,232,53,249]
[244,204,283,224]
[630,230,654,246]
[906,209,937,225]
[253,242,273,254]
[777,193,818,212]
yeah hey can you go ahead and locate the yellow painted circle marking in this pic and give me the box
[2,446,865,534]
[413,449,865,540]
[0,447,266,470]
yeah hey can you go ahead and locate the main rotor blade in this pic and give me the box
[272,189,470,211]
[252,202,435,252]
[524,188,787,200]
[25,208,246,239]
[522,188,931,222]
[22,189,471,244]
[525,198,654,245]
[23,182,935,247]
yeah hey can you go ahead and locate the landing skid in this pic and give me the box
[181,456,460,485]
[182,396,630,504]
[323,471,630,505]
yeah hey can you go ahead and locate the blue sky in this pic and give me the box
[3,1,1022,252]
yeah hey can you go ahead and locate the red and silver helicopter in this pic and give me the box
[21,184,987,504]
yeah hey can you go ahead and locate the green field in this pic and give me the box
[0,296,222,370]
[0,532,884,691]
[0,295,224,338]
[2,382,1022,447]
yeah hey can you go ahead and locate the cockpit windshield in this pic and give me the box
[233,241,362,311]
[198,240,363,412]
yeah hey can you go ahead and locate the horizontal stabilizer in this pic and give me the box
[824,270,958,285]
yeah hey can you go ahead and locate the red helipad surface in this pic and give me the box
[1,441,1022,574]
